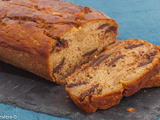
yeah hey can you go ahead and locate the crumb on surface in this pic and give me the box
[66,95,70,98]
[127,108,135,112]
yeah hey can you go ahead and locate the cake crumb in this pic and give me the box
[66,95,70,98]
[65,100,68,102]
[144,90,146,92]
[127,108,135,112]
[148,95,151,97]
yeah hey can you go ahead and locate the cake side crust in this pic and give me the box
[123,61,160,97]
[0,46,52,81]
[67,87,124,113]
[142,72,160,88]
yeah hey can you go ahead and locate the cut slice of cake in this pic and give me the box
[0,0,118,85]
[66,39,160,113]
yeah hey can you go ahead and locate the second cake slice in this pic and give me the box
[66,39,160,113]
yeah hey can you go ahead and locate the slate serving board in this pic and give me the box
[0,61,160,120]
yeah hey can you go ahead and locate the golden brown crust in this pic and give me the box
[0,0,111,56]
[123,62,160,97]
[91,88,124,110]
[0,46,52,81]
[69,95,97,113]
[67,88,123,113]
[0,21,52,58]
[142,45,160,88]
[142,72,160,88]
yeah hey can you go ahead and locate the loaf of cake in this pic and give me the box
[66,39,160,113]
[0,0,118,85]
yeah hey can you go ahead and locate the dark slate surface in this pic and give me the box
[0,61,160,120]
[1,0,160,119]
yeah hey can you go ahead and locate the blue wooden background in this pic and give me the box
[0,0,160,120]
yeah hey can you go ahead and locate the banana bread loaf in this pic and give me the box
[0,0,118,85]
[66,39,160,113]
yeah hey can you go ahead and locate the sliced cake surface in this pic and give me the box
[0,0,118,85]
[66,39,160,113]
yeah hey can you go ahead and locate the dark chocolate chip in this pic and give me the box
[95,54,111,66]
[53,36,61,41]
[88,84,99,98]
[138,58,154,67]
[84,7,92,14]
[97,23,109,29]
[105,26,117,34]
[80,84,99,102]
[80,92,89,102]
[67,81,89,88]
[97,89,102,95]
[89,54,105,67]
[52,57,65,74]
[107,41,116,46]
[83,48,97,57]
[138,51,158,67]
[108,55,125,66]
[13,17,20,20]
[150,51,158,57]
[61,39,68,47]
[54,37,68,48]
[144,53,150,58]
[34,5,41,11]
[124,43,144,50]
[81,54,111,71]
[21,18,27,21]
[50,46,56,53]
[81,54,105,71]
[144,51,157,59]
